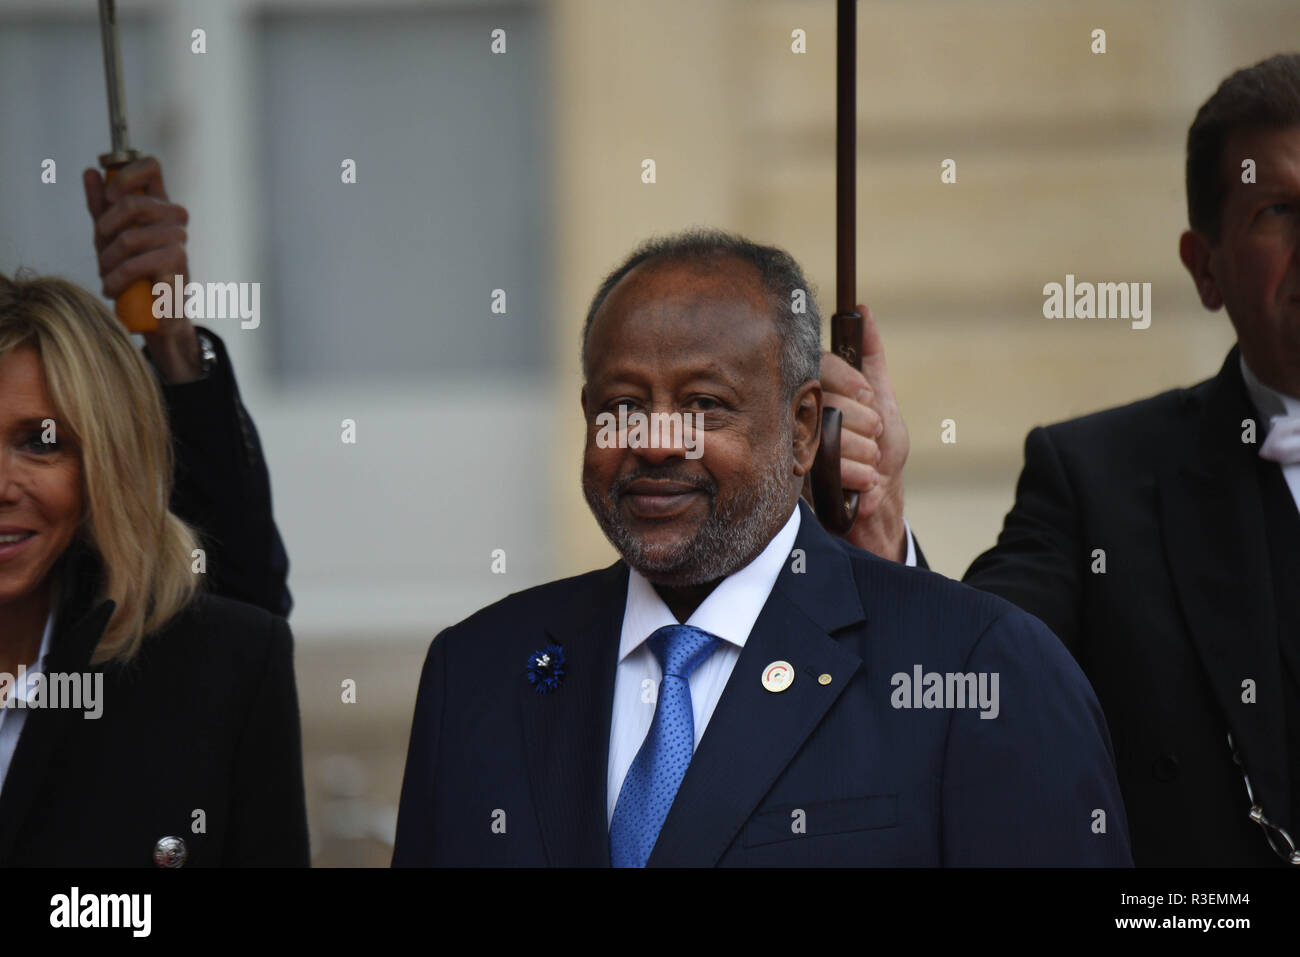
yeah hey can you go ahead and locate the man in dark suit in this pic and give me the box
[821,54,1300,866]
[393,230,1131,866]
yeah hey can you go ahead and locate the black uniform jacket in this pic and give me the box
[955,348,1299,866]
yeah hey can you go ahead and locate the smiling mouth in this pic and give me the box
[0,531,36,559]
[621,487,703,519]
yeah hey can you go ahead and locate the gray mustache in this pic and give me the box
[611,471,716,498]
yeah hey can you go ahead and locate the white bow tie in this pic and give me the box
[1260,415,1300,466]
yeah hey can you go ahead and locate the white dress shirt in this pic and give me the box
[0,594,57,794]
[607,503,801,825]
[901,519,917,567]
[1241,354,1300,511]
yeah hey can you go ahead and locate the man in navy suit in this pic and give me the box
[393,229,1131,866]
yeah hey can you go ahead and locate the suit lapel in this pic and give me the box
[1159,348,1291,820]
[648,501,866,866]
[520,561,627,866]
[0,570,113,862]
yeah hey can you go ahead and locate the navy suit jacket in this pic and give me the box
[393,500,1131,866]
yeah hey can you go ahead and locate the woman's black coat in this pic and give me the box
[0,328,307,865]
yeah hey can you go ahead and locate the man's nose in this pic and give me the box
[633,441,685,466]
[631,410,691,465]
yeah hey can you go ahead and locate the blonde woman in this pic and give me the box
[0,272,308,866]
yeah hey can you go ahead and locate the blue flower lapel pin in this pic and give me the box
[526,644,566,693]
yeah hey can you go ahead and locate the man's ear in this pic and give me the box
[1179,229,1224,311]
[790,380,822,477]
[579,385,589,416]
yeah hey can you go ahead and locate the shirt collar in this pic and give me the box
[12,579,59,705]
[1241,353,1300,425]
[618,503,801,662]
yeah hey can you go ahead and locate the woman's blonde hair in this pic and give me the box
[0,271,201,663]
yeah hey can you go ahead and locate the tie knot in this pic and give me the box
[646,624,720,680]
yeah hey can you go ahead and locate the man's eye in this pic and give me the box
[686,396,721,412]
[606,398,639,414]
[1264,202,1292,215]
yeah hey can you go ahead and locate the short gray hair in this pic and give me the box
[580,227,822,400]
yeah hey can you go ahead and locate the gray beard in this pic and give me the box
[583,447,796,587]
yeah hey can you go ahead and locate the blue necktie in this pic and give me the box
[609,624,721,868]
